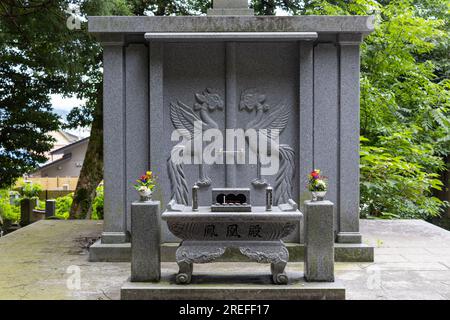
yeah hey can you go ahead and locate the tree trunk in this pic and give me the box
[69,84,103,219]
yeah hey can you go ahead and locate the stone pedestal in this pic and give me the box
[20,198,37,226]
[45,200,56,218]
[175,240,289,285]
[304,200,334,282]
[162,206,301,285]
[131,201,161,282]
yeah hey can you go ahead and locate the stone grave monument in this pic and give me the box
[88,0,375,291]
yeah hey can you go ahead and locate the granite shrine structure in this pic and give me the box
[88,0,375,267]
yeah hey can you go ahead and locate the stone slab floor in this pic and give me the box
[1,219,450,300]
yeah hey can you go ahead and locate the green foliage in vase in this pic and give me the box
[307,169,328,192]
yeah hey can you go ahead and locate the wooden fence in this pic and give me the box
[38,190,73,200]
[21,177,78,191]
[14,177,78,200]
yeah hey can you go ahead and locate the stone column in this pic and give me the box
[298,41,314,244]
[313,43,339,235]
[131,201,161,282]
[101,34,127,244]
[225,42,237,188]
[337,34,363,244]
[304,200,334,282]
[125,44,149,234]
[20,198,36,226]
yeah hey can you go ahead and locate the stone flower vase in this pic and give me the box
[138,188,153,202]
[311,191,327,202]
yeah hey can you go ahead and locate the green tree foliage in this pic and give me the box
[126,0,211,15]
[0,189,20,222]
[0,0,100,188]
[20,182,42,199]
[91,184,103,220]
[361,1,449,218]
[250,0,303,15]
[302,0,449,218]
[54,193,73,219]
[35,192,73,219]
[360,135,445,219]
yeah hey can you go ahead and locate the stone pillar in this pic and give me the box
[225,42,237,188]
[337,34,363,244]
[207,0,254,15]
[20,198,36,226]
[101,34,128,244]
[304,200,334,282]
[298,41,314,244]
[313,43,339,235]
[125,44,149,234]
[131,201,161,282]
[45,200,56,218]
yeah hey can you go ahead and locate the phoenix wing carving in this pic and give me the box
[257,103,290,139]
[170,100,209,140]
[257,104,294,205]
[240,91,295,205]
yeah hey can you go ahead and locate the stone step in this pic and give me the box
[89,241,374,263]
[121,271,346,300]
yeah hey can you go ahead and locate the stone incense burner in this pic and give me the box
[162,187,302,284]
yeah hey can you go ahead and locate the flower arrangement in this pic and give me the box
[308,169,327,192]
[134,171,156,201]
[308,169,328,201]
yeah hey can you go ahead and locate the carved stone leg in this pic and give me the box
[271,261,288,284]
[175,241,226,285]
[239,241,289,285]
[176,260,193,284]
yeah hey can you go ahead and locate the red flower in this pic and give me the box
[310,171,319,179]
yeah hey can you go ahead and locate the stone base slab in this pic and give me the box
[101,231,128,244]
[89,240,374,263]
[88,240,131,262]
[121,271,345,300]
[337,232,362,243]
[334,243,374,262]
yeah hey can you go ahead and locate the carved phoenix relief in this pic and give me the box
[168,88,224,205]
[167,88,295,207]
[240,88,295,204]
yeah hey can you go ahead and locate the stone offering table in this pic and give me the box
[162,207,302,284]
